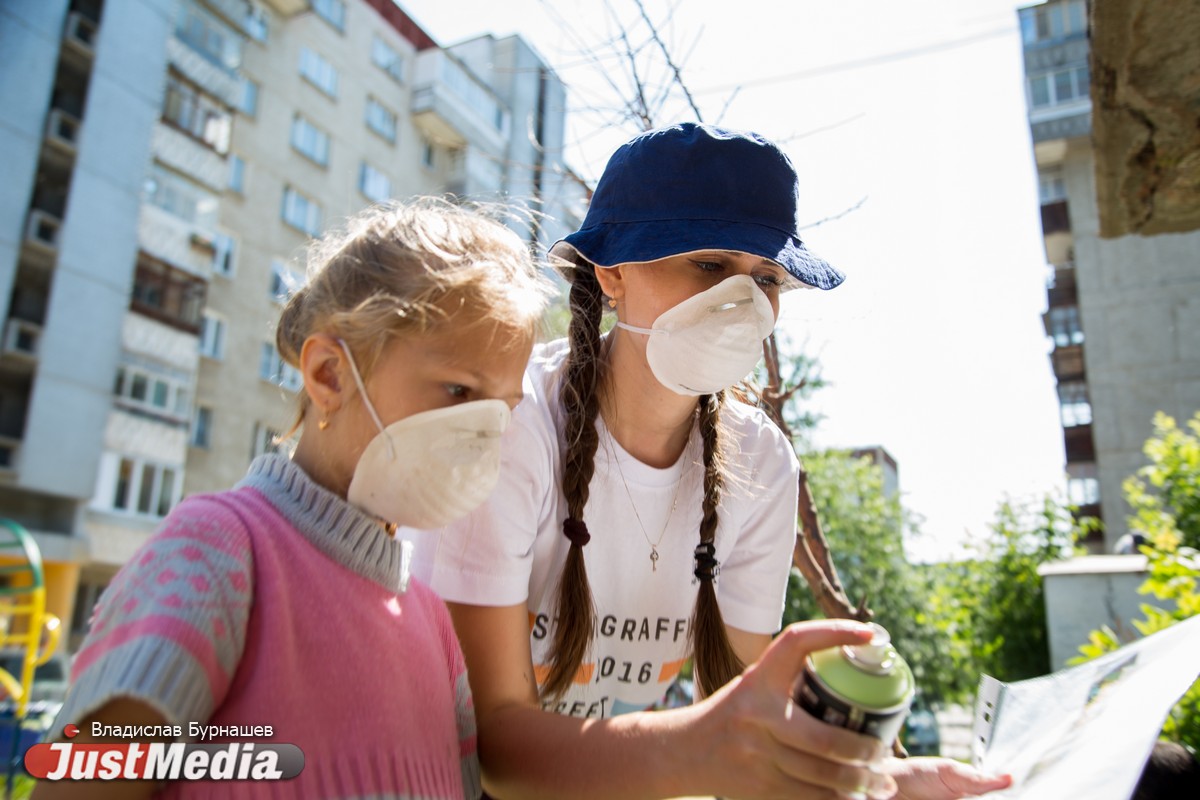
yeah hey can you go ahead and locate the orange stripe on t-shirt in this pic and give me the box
[534,662,596,685]
[658,657,688,683]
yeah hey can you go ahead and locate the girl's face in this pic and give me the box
[316,318,532,495]
[608,250,786,330]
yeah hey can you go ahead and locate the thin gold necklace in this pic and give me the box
[604,429,690,572]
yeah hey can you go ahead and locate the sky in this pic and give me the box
[398,0,1065,562]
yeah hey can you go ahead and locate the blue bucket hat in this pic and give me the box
[550,122,844,290]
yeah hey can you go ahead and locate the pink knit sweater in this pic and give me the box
[55,455,480,799]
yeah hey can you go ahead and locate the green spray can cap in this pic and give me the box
[809,623,914,712]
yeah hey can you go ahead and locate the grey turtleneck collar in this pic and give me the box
[235,454,411,593]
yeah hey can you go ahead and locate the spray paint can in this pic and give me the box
[795,623,915,744]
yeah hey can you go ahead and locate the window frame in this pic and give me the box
[358,161,392,203]
[290,113,331,166]
[199,310,227,360]
[299,47,339,98]
[281,186,323,236]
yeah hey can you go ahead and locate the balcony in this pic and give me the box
[44,109,82,155]
[1040,200,1071,235]
[165,37,240,108]
[411,50,510,156]
[1030,108,1091,144]
[23,210,62,254]
[1,319,42,363]
[62,11,99,65]
[0,436,19,477]
[1045,264,1078,308]
[1063,423,1096,463]
[1050,342,1086,381]
[138,204,215,281]
[259,0,310,14]
[445,146,504,197]
[150,122,227,193]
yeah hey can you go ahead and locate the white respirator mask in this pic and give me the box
[339,341,510,529]
[616,274,776,396]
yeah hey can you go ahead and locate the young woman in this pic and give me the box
[38,199,552,799]
[413,123,1012,799]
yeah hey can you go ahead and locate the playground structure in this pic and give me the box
[0,519,63,796]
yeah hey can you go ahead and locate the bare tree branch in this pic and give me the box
[632,0,704,121]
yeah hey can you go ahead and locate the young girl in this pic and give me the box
[412,124,1013,799]
[38,199,551,799]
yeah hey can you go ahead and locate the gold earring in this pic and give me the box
[608,298,617,309]
[318,416,330,431]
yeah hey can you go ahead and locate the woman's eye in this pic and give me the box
[754,273,785,288]
[444,384,469,398]
[692,260,722,273]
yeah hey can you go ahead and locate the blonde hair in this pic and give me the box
[277,197,553,432]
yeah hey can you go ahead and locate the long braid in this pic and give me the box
[691,390,745,697]
[543,267,604,701]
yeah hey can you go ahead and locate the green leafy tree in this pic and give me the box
[1073,412,1200,751]
[938,497,1078,684]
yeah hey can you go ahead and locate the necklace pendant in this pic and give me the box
[650,547,659,571]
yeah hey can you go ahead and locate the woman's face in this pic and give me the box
[609,250,787,330]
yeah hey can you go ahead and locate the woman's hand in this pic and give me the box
[882,756,1012,799]
[682,620,900,799]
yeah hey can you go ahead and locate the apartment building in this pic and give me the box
[0,0,585,650]
[1019,0,1200,554]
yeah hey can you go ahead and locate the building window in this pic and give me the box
[365,97,397,143]
[422,139,435,168]
[191,405,212,447]
[113,363,191,421]
[252,422,288,459]
[1047,305,1084,347]
[130,255,206,333]
[270,259,303,303]
[212,232,235,277]
[312,0,346,32]
[281,187,322,236]
[1020,0,1087,45]
[199,311,226,359]
[228,154,245,194]
[290,114,330,165]
[1028,65,1090,110]
[162,71,232,154]
[1057,381,1092,428]
[359,162,392,203]
[144,163,219,230]
[1038,168,1066,204]
[175,0,241,72]
[259,342,304,392]
[299,47,338,98]
[244,4,268,42]
[238,76,259,117]
[109,456,180,517]
[371,36,404,82]
[1067,462,1100,506]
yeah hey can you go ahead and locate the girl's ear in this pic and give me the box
[299,333,348,417]
[592,264,626,304]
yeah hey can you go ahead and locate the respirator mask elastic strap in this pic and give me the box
[337,338,396,460]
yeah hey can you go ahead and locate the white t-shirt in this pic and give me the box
[409,338,799,718]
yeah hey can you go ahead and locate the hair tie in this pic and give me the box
[693,541,720,582]
[563,518,591,547]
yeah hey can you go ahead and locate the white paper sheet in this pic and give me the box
[970,613,1200,799]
